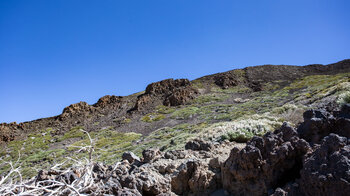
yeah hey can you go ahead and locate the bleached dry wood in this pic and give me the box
[0,130,102,195]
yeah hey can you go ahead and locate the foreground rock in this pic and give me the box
[297,104,350,144]
[33,142,233,196]
[222,123,311,195]
[299,134,350,196]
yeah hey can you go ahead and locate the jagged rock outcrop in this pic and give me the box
[0,122,19,143]
[171,160,219,195]
[299,134,350,196]
[214,72,240,89]
[94,95,123,108]
[221,123,311,196]
[131,79,198,112]
[297,104,350,144]
[60,101,94,119]
[142,148,163,163]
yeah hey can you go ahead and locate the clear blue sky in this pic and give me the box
[0,0,349,123]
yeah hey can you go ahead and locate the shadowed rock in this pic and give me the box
[299,134,350,196]
[298,106,350,144]
[221,123,310,196]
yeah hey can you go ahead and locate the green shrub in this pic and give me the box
[192,94,228,104]
[141,113,165,122]
[337,92,350,106]
[57,126,85,142]
[156,105,175,114]
[171,107,199,120]
[221,130,254,143]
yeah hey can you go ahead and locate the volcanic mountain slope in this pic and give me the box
[1,59,349,142]
[1,59,350,180]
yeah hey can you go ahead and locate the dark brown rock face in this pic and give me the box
[222,123,311,196]
[145,79,191,95]
[299,134,350,196]
[93,95,123,108]
[214,72,239,89]
[131,78,198,112]
[60,101,94,119]
[163,87,197,106]
[0,122,18,143]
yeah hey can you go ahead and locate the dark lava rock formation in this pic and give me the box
[222,123,310,196]
[297,104,350,144]
[299,134,350,196]
[130,78,198,112]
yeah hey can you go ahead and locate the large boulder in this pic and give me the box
[297,109,335,144]
[122,151,141,164]
[221,123,311,196]
[142,148,163,163]
[119,164,172,195]
[297,107,350,144]
[171,160,219,196]
[299,134,350,196]
[185,139,213,151]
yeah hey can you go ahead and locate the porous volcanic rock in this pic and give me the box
[297,105,350,144]
[185,139,213,151]
[122,151,141,164]
[163,87,197,107]
[60,101,94,119]
[145,79,191,95]
[171,159,219,196]
[131,78,198,112]
[93,95,123,108]
[0,122,19,143]
[142,148,163,163]
[214,72,239,89]
[221,123,311,196]
[299,134,350,196]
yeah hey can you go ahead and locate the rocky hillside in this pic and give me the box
[1,59,349,144]
[1,59,350,195]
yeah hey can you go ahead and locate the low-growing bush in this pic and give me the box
[221,130,254,143]
[202,115,282,141]
[156,105,176,114]
[192,94,228,104]
[337,92,350,106]
[141,113,165,122]
[171,106,199,120]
